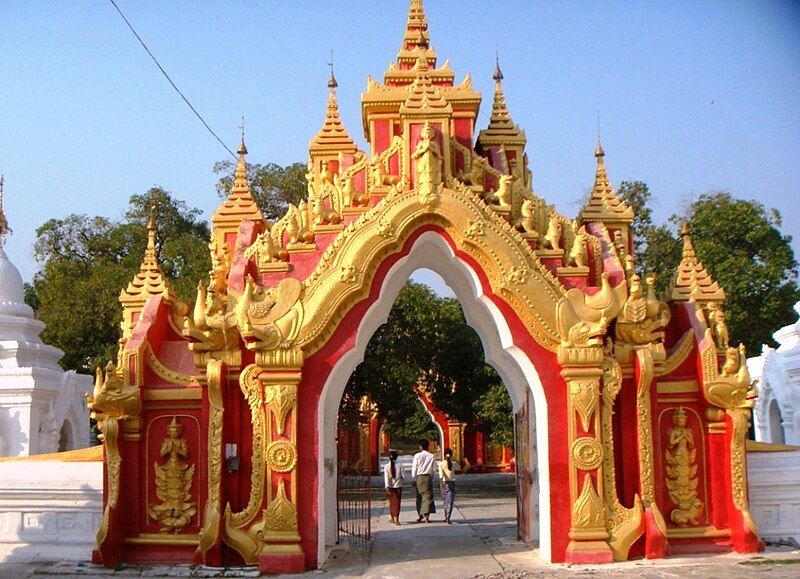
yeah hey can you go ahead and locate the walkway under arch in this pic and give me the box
[317,231,550,564]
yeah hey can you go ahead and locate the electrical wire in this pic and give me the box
[107,0,237,160]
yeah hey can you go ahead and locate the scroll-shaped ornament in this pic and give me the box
[664,408,703,526]
[148,416,197,533]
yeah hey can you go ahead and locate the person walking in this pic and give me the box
[411,438,436,523]
[384,450,404,525]
[439,448,457,524]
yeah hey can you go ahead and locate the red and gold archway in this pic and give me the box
[86,1,762,574]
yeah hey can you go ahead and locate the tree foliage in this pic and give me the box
[344,282,513,444]
[214,160,307,220]
[28,187,210,372]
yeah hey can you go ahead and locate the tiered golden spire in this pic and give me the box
[309,62,357,153]
[0,175,10,246]
[578,140,634,224]
[212,136,263,235]
[397,0,437,69]
[476,57,526,147]
[120,205,176,309]
[668,224,726,303]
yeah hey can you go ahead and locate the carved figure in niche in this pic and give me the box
[320,160,335,184]
[412,122,443,191]
[208,236,231,294]
[39,400,60,454]
[522,153,533,190]
[542,213,562,250]
[721,345,741,377]
[245,226,287,271]
[371,159,400,188]
[488,174,513,207]
[613,230,627,258]
[566,221,588,267]
[665,407,704,526]
[707,302,729,350]
[515,198,538,237]
[465,155,486,186]
[148,416,197,533]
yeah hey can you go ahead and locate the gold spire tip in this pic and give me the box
[327,50,338,89]
[493,51,503,82]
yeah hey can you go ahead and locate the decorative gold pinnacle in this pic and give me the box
[578,141,634,225]
[309,67,357,154]
[212,136,263,236]
[120,204,176,310]
[400,62,452,116]
[668,224,726,303]
[476,57,526,148]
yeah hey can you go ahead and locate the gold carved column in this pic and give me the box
[560,345,613,564]
[224,349,304,573]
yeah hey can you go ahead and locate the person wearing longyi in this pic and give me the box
[411,438,436,522]
[384,450,404,525]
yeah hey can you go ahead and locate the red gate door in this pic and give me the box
[515,389,533,542]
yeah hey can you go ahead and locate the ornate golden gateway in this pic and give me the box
[92,0,762,573]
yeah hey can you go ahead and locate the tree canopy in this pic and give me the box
[28,187,210,372]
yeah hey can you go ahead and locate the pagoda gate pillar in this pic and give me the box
[559,344,614,564]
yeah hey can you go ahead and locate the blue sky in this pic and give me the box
[1,1,799,294]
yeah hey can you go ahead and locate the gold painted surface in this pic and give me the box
[125,534,200,546]
[635,348,657,506]
[657,381,699,394]
[253,479,301,542]
[147,416,197,533]
[197,360,224,559]
[145,344,198,386]
[144,389,202,401]
[666,526,731,539]
[656,330,695,377]
[266,440,298,473]
[570,474,606,540]
[664,408,704,526]
[571,437,603,471]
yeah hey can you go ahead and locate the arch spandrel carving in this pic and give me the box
[295,184,566,355]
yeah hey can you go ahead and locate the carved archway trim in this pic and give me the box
[296,185,565,355]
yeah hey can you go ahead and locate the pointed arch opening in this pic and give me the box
[316,231,552,564]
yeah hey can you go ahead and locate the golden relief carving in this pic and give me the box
[729,408,758,535]
[145,344,198,386]
[253,479,300,541]
[635,347,657,506]
[412,121,444,209]
[556,272,624,354]
[571,474,605,535]
[236,276,303,351]
[197,359,224,558]
[600,352,644,561]
[665,408,703,526]
[264,383,297,436]
[148,417,197,533]
[266,440,298,473]
[295,184,566,355]
[229,365,265,528]
[570,380,599,432]
[571,437,603,471]
[183,280,240,363]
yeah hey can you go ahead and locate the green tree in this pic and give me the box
[29,187,210,372]
[214,160,307,220]
[676,192,799,355]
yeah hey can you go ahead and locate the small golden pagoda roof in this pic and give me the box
[668,224,726,303]
[309,70,357,154]
[476,59,526,148]
[399,60,453,117]
[212,139,263,230]
[578,142,634,224]
[120,208,176,306]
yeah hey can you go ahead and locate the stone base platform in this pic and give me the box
[748,443,800,545]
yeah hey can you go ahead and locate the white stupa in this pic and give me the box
[0,177,92,456]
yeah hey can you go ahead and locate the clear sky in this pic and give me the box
[1,1,799,294]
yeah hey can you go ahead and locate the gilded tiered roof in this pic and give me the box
[211,139,263,231]
[578,142,634,224]
[668,224,726,303]
[399,61,453,117]
[476,59,526,147]
[309,71,357,154]
[120,210,175,306]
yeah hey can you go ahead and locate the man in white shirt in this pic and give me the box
[411,438,437,522]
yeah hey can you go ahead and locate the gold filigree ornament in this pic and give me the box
[571,474,605,533]
[148,416,197,533]
[570,380,599,432]
[266,440,298,473]
[254,479,299,540]
[571,437,603,471]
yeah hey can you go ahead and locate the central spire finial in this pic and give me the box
[327,50,338,90]
[493,50,503,82]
